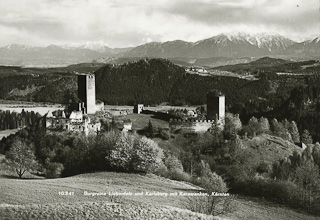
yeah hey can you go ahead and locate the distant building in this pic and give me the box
[206,91,225,121]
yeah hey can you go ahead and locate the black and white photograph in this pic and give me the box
[0,0,320,219]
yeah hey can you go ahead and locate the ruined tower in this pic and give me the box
[78,74,96,114]
[206,91,225,121]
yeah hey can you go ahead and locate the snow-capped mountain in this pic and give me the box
[224,32,295,52]
[124,32,297,58]
[0,33,317,67]
[4,44,37,50]
[59,40,112,53]
[58,41,132,54]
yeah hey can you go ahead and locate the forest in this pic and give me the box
[0,110,42,131]
[0,58,319,142]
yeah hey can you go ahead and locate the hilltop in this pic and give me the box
[212,57,320,75]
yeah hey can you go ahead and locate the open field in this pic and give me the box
[1,162,319,220]
[0,104,64,116]
[117,114,170,130]
[0,100,64,115]
[0,129,19,141]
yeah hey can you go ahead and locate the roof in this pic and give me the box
[69,111,83,120]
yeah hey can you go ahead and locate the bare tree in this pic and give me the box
[5,138,37,178]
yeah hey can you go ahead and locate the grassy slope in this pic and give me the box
[0,169,318,220]
[0,168,219,220]
[240,134,303,166]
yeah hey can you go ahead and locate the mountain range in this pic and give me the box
[0,33,319,67]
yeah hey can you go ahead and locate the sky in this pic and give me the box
[0,0,319,48]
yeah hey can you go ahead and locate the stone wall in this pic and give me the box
[169,119,213,133]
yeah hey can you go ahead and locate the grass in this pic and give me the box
[1,162,319,220]
[0,168,219,219]
[0,129,19,141]
[240,133,303,166]
[117,113,169,131]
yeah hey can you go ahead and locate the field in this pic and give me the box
[0,129,19,141]
[1,166,318,220]
[0,102,64,116]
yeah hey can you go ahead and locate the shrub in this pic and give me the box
[159,128,170,140]
[256,161,270,174]
[45,162,64,178]
[165,154,184,171]
[170,168,191,182]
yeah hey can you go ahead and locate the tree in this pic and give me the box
[106,134,165,173]
[312,142,320,167]
[295,160,320,210]
[106,132,135,171]
[5,138,37,178]
[185,160,230,216]
[132,137,165,173]
[145,120,155,138]
[259,117,270,133]
[63,89,81,114]
[288,121,300,143]
[301,129,313,144]
[246,116,261,136]
[223,113,242,139]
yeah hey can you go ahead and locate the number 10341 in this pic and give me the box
[58,191,74,196]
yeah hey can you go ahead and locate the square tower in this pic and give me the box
[206,92,225,121]
[134,104,144,114]
[78,74,96,114]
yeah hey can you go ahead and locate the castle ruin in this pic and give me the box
[45,73,102,135]
[168,91,226,133]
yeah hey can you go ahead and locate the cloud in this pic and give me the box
[0,0,318,47]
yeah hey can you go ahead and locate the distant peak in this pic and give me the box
[5,44,33,49]
[58,40,111,52]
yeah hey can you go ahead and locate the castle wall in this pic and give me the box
[169,119,213,133]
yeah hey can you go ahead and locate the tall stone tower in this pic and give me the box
[78,74,96,114]
[206,91,225,121]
